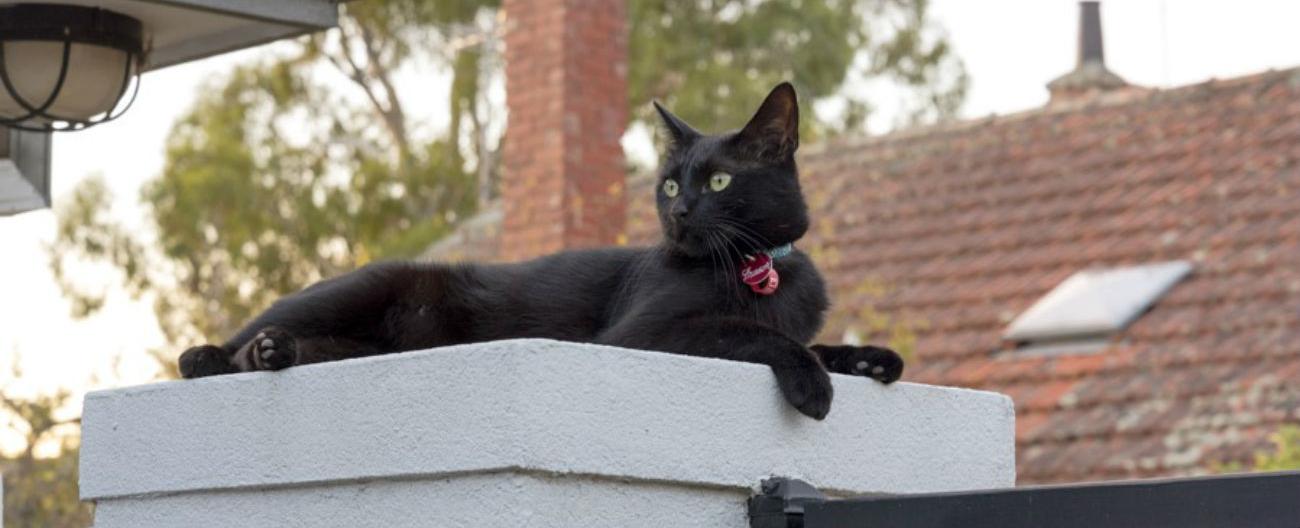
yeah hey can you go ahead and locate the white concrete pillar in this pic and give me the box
[80,339,1014,527]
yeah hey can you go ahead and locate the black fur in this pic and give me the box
[178,83,904,420]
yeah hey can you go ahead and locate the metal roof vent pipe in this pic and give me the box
[1047,1,1132,104]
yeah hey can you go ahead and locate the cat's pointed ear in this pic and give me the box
[653,101,701,148]
[733,82,799,161]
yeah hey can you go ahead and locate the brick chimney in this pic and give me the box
[1048,1,1130,103]
[499,0,628,261]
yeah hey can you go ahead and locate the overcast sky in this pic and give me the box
[3,0,1300,416]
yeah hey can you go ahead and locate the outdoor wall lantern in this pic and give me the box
[0,0,342,215]
[0,3,144,131]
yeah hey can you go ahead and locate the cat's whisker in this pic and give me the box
[711,222,748,254]
[703,230,736,301]
[712,229,746,305]
[727,218,775,248]
[704,231,723,279]
[717,231,751,306]
[715,222,766,259]
[717,218,774,253]
[717,225,748,254]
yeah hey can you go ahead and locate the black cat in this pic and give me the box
[178,83,904,419]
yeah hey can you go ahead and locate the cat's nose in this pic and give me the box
[671,203,690,222]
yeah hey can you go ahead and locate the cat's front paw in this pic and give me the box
[772,363,833,420]
[811,344,905,384]
[179,344,231,379]
[250,327,297,371]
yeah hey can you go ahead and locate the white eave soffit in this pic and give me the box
[1004,261,1194,343]
[28,0,342,71]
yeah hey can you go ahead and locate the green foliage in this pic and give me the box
[1253,425,1300,471]
[50,1,495,344]
[629,0,966,141]
[1,388,91,528]
[0,350,194,526]
[1,444,88,528]
[48,176,147,318]
[1211,424,1300,474]
[141,64,476,343]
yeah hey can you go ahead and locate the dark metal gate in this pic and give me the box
[748,471,1300,528]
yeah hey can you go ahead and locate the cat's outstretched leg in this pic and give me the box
[810,344,904,384]
[228,327,386,373]
[179,262,463,377]
[178,329,296,378]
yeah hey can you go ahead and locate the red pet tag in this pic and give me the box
[740,253,781,295]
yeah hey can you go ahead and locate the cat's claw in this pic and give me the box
[251,328,296,371]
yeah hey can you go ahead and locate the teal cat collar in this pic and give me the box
[765,243,794,259]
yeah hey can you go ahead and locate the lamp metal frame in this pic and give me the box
[0,3,146,132]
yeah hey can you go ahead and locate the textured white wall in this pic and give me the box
[95,473,753,528]
[81,339,1015,527]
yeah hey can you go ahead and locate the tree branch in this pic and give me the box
[358,23,411,156]
[329,19,411,166]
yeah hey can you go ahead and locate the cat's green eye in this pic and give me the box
[663,179,680,197]
[709,172,732,192]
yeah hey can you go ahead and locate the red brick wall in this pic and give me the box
[500,0,628,261]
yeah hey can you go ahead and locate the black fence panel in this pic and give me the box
[750,471,1300,528]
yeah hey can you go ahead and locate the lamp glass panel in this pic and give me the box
[0,41,131,123]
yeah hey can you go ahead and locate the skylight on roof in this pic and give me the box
[1005,261,1193,344]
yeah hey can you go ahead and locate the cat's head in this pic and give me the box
[653,83,809,259]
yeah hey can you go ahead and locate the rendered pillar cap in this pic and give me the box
[81,339,1015,501]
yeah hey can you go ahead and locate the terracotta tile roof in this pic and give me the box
[434,67,1300,484]
[789,68,1300,484]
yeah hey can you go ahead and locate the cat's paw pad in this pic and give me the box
[847,346,904,384]
[251,328,296,371]
[773,365,833,420]
[813,344,905,384]
[179,345,230,379]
